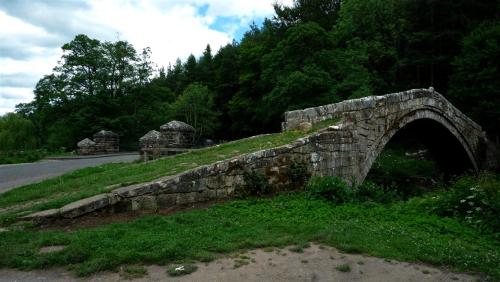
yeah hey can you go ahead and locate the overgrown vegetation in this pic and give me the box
[0,181,499,278]
[417,173,500,237]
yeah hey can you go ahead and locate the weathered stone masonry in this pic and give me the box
[24,88,498,224]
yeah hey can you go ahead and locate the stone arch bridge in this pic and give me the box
[282,87,498,182]
[25,88,498,223]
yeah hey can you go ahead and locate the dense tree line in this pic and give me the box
[9,0,499,151]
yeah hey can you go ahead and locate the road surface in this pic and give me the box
[0,154,139,194]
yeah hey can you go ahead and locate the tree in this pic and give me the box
[0,113,38,151]
[273,0,341,29]
[400,0,499,92]
[198,44,214,87]
[260,22,336,124]
[171,83,219,140]
[448,21,500,143]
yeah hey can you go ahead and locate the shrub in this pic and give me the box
[0,149,47,164]
[433,173,500,235]
[354,181,399,204]
[243,171,271,196]
[305,176,352,204]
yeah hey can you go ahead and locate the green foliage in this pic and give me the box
[0,113,38,151]
[273,0,341,29]
[0,150,47,165]
[305,176,352,204]
[171,83,219,140]
[431,173,500,235]
[449,20,500,139]
[243,171,271,196]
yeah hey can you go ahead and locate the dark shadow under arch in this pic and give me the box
[387,118,475,178]
[360,109,478,183]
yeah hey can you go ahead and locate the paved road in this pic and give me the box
[0,154,139,194]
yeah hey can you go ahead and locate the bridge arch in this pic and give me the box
[359,109,478,183]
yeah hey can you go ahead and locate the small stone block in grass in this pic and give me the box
[167,264,198,276]
[38,245,66,254]
[335,264,351,272]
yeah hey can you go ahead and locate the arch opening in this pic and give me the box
[365,118,475,197]
[393,118,474,177]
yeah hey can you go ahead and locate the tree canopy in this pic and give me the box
[12,0,500,151]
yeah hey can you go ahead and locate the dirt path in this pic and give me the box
[0,244,478,282]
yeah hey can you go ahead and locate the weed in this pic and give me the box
[243,171,270,196]
[233,259,249,268]
[306,176,352,204]
[120,265,147,279]
[335,264,351,272]
[289,243,310,253]
[263,247,274,252]
[289,246,304,253]
[288,163,309,183]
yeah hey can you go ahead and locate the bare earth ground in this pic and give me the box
[0,243,478,282]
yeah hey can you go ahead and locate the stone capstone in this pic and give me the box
[160,120,195,132]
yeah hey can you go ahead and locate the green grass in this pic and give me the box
[0,120,339,226]
[0,193,498,278]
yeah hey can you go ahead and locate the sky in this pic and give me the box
[0,0,291,115]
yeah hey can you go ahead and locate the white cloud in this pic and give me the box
[0,0,292,115]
